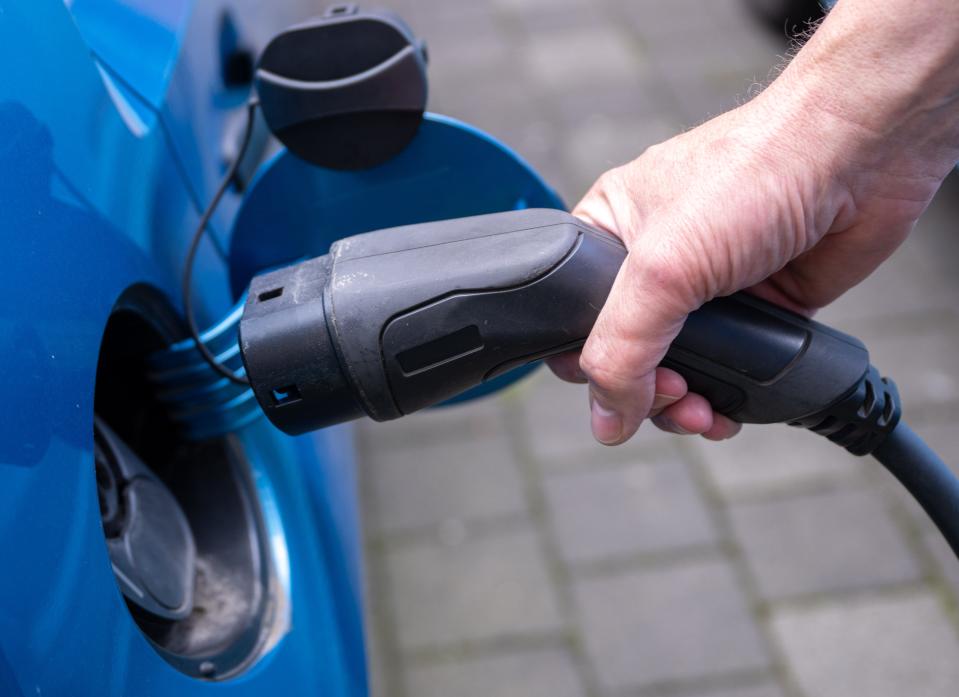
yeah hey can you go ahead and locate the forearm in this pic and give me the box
[768,0,959,183]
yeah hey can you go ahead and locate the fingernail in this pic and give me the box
[651,414,691,435]
[651,393,680,413]
[590,393,623,445]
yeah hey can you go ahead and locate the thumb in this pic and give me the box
[579,243,693,444]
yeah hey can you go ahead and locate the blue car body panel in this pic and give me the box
[0,1,562,694]
[0,2,364,694]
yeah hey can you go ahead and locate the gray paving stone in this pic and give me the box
[729,488,920,600]
[770,592,959,697]
[662,69,766,125]
[390,0,501,43]
[693,423,865,499]
[667,682,786,697]
[404,648,587,697]
[616,0,762,41]
[921,526,959,598]
[376,0,420,20]
[545,459,716,565]
[644,21,780,83]
[365,434,527,535]
[385,526,564,651]
[902,421,959,473]
[358,396,511,450]
[512,5,611,35]
[619,0,782,125]
[493,0,586,13]
[519,371,679,467]
[417,12,513,80]
[855,319,959,415]
[573,558,769,690]
[362,530,390,696]
[562,113,679,195]
[552,80,673,128]
[616,0,720,40]
[494,0,615,38]
[521,27,647,91]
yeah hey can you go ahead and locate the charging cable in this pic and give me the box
[181,99,258,386]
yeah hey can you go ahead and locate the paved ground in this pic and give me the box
[354,1,959,696]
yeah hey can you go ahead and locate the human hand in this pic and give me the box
[547,66,955,444]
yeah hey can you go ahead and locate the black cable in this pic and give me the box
[181,99,258,386]
[873,421,959,559]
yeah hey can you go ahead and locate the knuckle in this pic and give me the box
[579,344,628,394]
[639,141,667,162]
[635,236,706,308]
[597,165,626,188]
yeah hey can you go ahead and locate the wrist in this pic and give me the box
[740,3,959,238]
[767,1,959,182]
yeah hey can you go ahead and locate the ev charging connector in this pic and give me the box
[169,4,959,573]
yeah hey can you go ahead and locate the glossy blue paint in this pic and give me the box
[0,0,564,694]
[0,1,364,694]
[69,0,193,112]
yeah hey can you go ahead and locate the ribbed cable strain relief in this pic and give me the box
[790,365,902,456]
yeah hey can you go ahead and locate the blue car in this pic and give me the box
[0,2,560,694]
